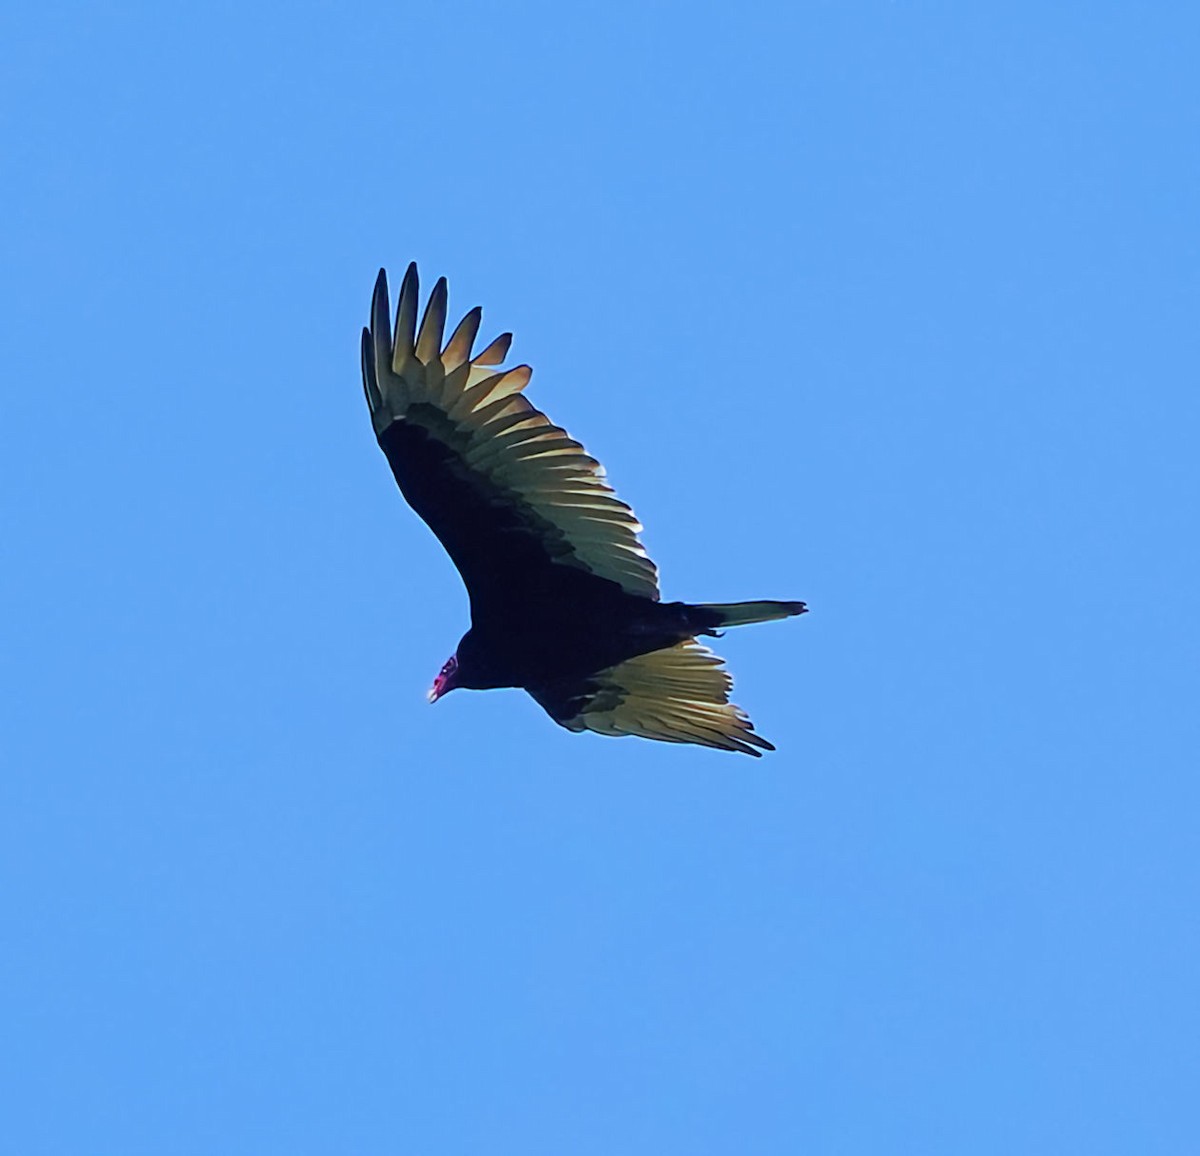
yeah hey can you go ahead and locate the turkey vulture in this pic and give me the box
[361,265,806,755]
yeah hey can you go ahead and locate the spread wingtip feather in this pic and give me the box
[361,327,381,412]
[474,331,512,366]
[416,276,449,363]
[443,305,482,370]
[393,263,420,371]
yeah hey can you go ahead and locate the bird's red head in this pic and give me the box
[428,654,459,703]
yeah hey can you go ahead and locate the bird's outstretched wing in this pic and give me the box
[528,640,775,756]
[362,265,660,608]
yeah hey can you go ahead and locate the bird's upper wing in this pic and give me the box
[528,640,775,756]
[362,265,660,606]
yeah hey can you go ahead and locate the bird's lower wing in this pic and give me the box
[528,640,775,756]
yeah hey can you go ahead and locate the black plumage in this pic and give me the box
[362,265,806,755]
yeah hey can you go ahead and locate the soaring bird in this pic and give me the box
[361,265,806,755]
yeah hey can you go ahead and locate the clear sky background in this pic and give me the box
[3,3,1197,1153]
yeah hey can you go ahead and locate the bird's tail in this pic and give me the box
[690,600,808,629]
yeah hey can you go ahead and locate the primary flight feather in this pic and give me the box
[362,264,806,755]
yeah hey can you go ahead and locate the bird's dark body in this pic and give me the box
[363,263,805,752]
[380,420,717,690]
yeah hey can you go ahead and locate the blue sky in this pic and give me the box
[3,2,1198,1152]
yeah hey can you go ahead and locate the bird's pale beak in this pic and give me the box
[429,655,458,703]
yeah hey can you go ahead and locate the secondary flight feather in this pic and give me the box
[361,264,806,755]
